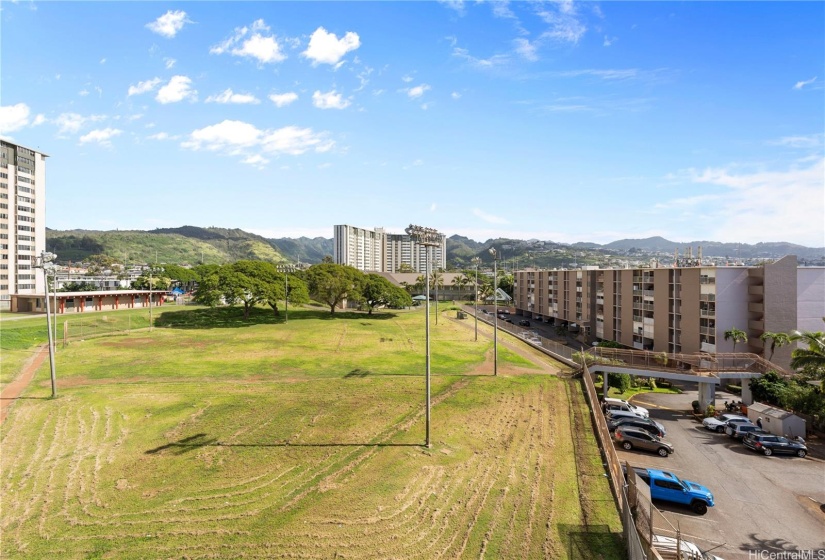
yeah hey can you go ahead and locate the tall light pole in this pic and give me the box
[36,251,58,397]
[489,247,499,376]
[406,224,441,448]
[471,256,481,342]
[276,264,295,323]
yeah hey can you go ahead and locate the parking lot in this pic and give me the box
[614,390,825,560]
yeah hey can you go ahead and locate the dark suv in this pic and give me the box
[743,433,807,457]
[518,320,531,327]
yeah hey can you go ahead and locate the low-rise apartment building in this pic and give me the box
[514,256,825,370]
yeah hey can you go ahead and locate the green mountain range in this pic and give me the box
[45,227,823,267]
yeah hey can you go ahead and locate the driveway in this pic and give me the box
[614,390,825,560]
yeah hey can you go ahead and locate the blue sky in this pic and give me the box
[1,1,823,246]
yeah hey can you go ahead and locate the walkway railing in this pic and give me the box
[585,347,788,378]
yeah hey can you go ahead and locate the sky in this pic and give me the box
[1,1,823,247]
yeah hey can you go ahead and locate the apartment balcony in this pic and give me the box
[699,293,716,302]
[748,319,764,333]
[596,326,604,338]
[748,285,764,296]
[633,321,643,332]
[596,297,604,305]
[643,327,655,338]
[700,326,715,336]
[748,302,764,313]
[700,309,716,318]
[643,317,655,325]
[701,342,717,353]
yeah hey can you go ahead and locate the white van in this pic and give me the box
[605,398,649,418]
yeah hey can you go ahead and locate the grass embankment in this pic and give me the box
[1,305,623,559]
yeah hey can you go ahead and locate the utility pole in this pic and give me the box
[471,256,480,342]
[149,264,153,331]
[37,251,58,397]
[489,247,499,376]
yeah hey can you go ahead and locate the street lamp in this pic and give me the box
[276,264,296,323]
[35,251,58,397]
[405,224,442,448]
[489,247,499,376]
[471,256,481,342]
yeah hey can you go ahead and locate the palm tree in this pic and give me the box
[789,330,825,374]
[451,275,463,298]
[723,328,748,352]
[759,331,792,361]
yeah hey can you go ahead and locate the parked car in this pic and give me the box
[605,397,649,418]
[608,416,667,437]
[606,409,648,422]
[726,423,767,440]
[614,427,674,457]
[743,433,808,457]
[651,534,726,560]
[702,413,751,433]
[605,401,649,419]
[624,467,715,515]
[518,319,531,327]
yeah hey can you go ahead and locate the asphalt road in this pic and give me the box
[614,390,825,560]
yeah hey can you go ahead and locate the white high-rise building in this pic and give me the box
[333,224,447,274]
[0,140,47,309]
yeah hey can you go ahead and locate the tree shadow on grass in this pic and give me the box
[556,524,624,560]
[154,307,398,330]
[144,433,420,454]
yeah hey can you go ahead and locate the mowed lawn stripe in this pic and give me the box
[1,306,621,559]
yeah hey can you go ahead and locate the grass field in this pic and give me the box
[1,304,623,559]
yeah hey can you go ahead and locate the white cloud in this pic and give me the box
[181,120,334,163]
[54,112,105,135]
[405,84,431,99]
[205,89,260,104]
[32,114,47,126]
[603,35,616,47]
[79,128,122,146]
[401,75,414,83]
[438,0,466,15]
[430,203,437,212]
[100,58,107,64]
[473,208,510,224]
[79,89,90,96]
[146,10,191,39]
[0,103,31,133]
[555,69,640,80]
[769,134,824,149]
[452,47,511,69]
[243,154,270,169]
[793,76,817,90]
[451,92,461,100]
[302,27,360,66]
[269,92,299,107]
[128,77,162,96]
[537,3,587,44]
[146,132,178,141]
[164,57,176,69]
[660,159,825,246]
[210,20,286,64]
[156,76,197,104]
[514,38,538,61]
[312,90,350,110]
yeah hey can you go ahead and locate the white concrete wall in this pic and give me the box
[797,268,825,335]
[715,267,750,352]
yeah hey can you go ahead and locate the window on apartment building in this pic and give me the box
[17,205,33,213]
[18,215,34,222]
[0,244,6,250]
[17,264,30,269]
[17,235,31,241]
[18,187,33,194]
[0,275,7,280]
[0,204,6,210]
[17,225,33,231]
[0,225,6,230]
[0,173,7,179]
[0,285,7,290]
[0,213,7,219]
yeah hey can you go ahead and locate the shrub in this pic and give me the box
[649,379,657,390]
[691,400,700,413]
[704,404,716,418]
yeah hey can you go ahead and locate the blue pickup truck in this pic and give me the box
[625,466,715,515]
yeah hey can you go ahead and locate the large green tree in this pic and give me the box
[220,261,270,320]
[305,263,364,314]
[362,274,412,315]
